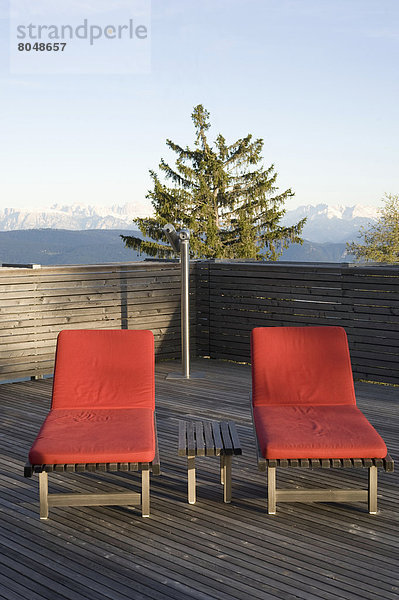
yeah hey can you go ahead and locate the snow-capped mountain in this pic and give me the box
[0,202,378,244]
[0,203,150,232]
[282,204,378,243]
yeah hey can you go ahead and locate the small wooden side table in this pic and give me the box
[178,420,242,504]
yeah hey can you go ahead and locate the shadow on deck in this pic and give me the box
[1,358,398,600]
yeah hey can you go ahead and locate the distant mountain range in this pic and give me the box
[0,228,352,265]
[282,203,378,243]
[0,203,147,232]
[0,229,143,265]
[0,202,378,264]
[278,240,352,263]
[0,202,378,244]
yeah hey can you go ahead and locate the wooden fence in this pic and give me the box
[0,260,398,384]
[0,262,195,381]
[196,261,399,385]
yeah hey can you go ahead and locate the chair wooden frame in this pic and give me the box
[25,420,160,519]
[251,397,394,514]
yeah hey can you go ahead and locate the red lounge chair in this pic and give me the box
[25,329,160,519]
[251,326,393,514]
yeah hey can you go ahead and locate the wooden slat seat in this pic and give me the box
[178,420,242,504]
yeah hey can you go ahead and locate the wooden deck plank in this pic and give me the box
[0,359,398,600]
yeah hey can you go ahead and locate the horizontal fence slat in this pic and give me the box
[1,260,398,384]
[0,262,190,381]
[200,261,399,385]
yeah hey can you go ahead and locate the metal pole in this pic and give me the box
[163,224,203,380]
[180,238,190,378]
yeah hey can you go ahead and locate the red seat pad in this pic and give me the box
[52,330,154,410]
[28,408,156,464]
[251,327,356,406]
[253,405,387,459]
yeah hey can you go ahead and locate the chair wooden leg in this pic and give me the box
[141,466,150,517]
[188,455,196,504]
[368,465,378,514]
[267,466,276,515]
[39,471,49,520]
[223,455,232,503]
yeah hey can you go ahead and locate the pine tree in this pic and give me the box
[122,105,306,259]
[347,193,399,263]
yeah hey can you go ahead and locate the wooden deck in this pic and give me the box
[0,359,398,600]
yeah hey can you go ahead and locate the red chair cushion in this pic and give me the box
[251,327,356,406]
[253,405,387,459]
[28,408,156,464]
[52,330,154,409]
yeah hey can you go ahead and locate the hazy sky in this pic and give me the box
[0,0,398,212]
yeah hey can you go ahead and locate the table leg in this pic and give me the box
[223,455,232,503]
[188,455,196,504]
